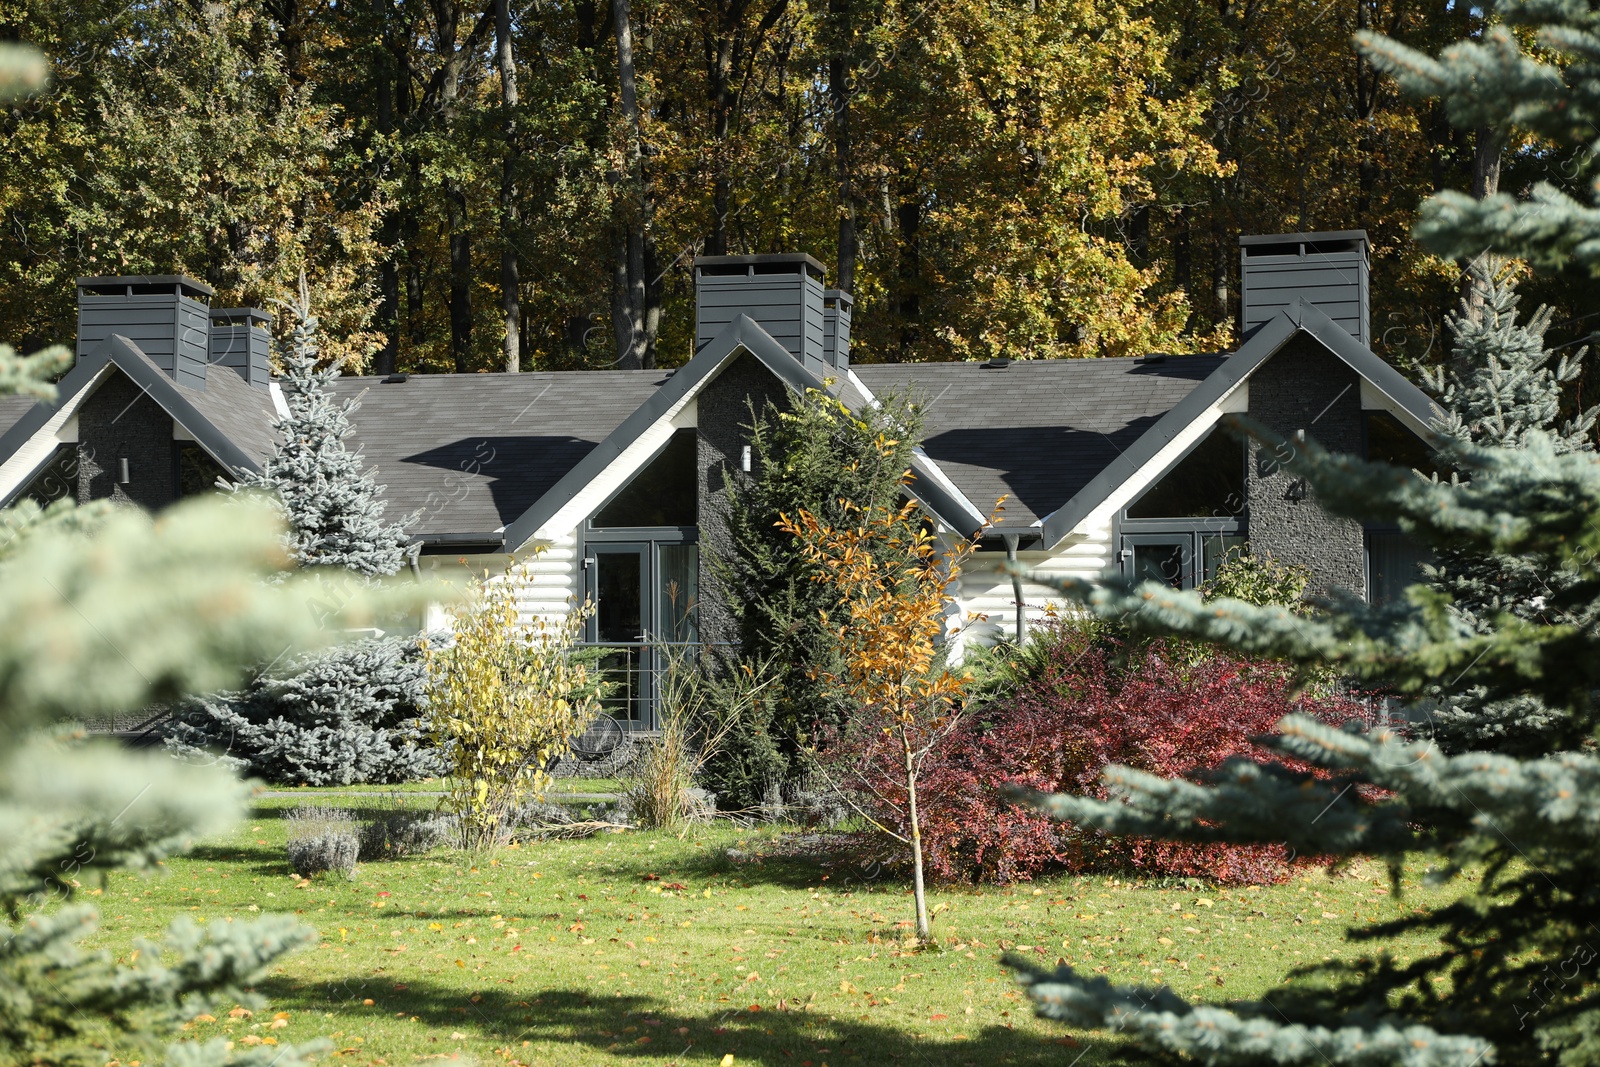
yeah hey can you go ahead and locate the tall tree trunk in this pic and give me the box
[1211,206,1230,333]
[707,29,735,256]
[895,171,921,362]
[903,726,930,942]
[496,0,521,372]
[373,0,400,376]
[1455,127,1505,370]
[612,0,657,369]
[829,0,856,294]
[432,0,478,373]
[447,183,473,372]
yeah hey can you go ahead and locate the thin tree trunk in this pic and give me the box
[373,0,400,376]
[829,0,856,294]
[448,182,472,372]
[496,0,521,372]
[1455,127,1505,371]
[612,0,655,369]
[706,25,733,257]
[903,725,930,942]
[895,171,921,362]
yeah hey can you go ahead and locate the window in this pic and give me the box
[584,429,702,729]
[1126,428,1245,519]
[593,430,697,528]
[1119,426,1247,589]
[178,443,227,497]
[1365,410,1441,478]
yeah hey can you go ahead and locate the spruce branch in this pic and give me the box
[1006,958,1496,1066]
[0,343,70,401]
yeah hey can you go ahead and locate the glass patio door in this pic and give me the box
[589,545,649,727]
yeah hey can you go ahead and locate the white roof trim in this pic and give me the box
[0,367,107,504]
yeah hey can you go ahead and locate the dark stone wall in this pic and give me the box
[1245,335,1367,597]
[74,372,179,509]
[696,352,792,646]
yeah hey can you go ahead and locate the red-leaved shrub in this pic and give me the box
[875,622,1368,885]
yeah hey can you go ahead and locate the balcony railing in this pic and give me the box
[576,641,735,731]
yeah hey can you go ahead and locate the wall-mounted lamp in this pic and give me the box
[117,458,130,485]
[740,444,752,473]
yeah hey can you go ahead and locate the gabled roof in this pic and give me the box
[1035,299,1444,546]
[853,355,1227,531]
[326,368,669,542]
[0,336,278,503]
[499,314,987,547]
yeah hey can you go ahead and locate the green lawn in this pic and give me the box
[74,795,1464,1066]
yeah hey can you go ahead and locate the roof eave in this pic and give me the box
[1036,300,1441,549]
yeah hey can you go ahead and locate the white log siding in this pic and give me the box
[414,537,583,635]
[513,532,583,625]
[954,533,1112,650]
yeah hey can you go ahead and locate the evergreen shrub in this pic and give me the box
[704,389,921,810]
[168,636,442,785]
[908,621,1370,884]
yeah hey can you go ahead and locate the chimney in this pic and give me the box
[694,254,828,376]
[76,275,215,389]
[1239,230,1369,347]
[209,308,272,389]
[822,289,852,372]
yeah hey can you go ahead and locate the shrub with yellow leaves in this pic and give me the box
[422,562,598,851]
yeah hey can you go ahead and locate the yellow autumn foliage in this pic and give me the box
[422,562,598,851]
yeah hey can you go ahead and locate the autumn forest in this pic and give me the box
[0,0,1584,375]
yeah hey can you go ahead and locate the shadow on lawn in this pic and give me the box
[254,976,1113,1066]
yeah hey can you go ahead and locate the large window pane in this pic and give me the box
[1126,429,1246,519]
[1132,541,1187,588]
[658,544,699,643]
[593,429,698,527]
[1365,411,1442,478]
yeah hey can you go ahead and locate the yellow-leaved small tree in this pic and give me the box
[423,563,598,851]
[781,460,992,943]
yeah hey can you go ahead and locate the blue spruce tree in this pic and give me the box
[167,283,441,784]
[1006,5,1600,1062]
[0,44,417,1054]
[238,278,415,577]
[1419,256,1598,753]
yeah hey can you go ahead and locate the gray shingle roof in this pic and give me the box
[177,364,278,466]
[853,356,1226,529]
[325,371,672,539]
[0,396,32,439]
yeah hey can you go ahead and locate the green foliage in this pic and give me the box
[0,1,385,366]
[1358,1,1600,275]
[628,646,773,828]
[231,283,415,578]
[705,388,921,809]
[1409,257,1599,753]
[169,286,435,786]
[0,342,69,399]
[1199,548,1312,611]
